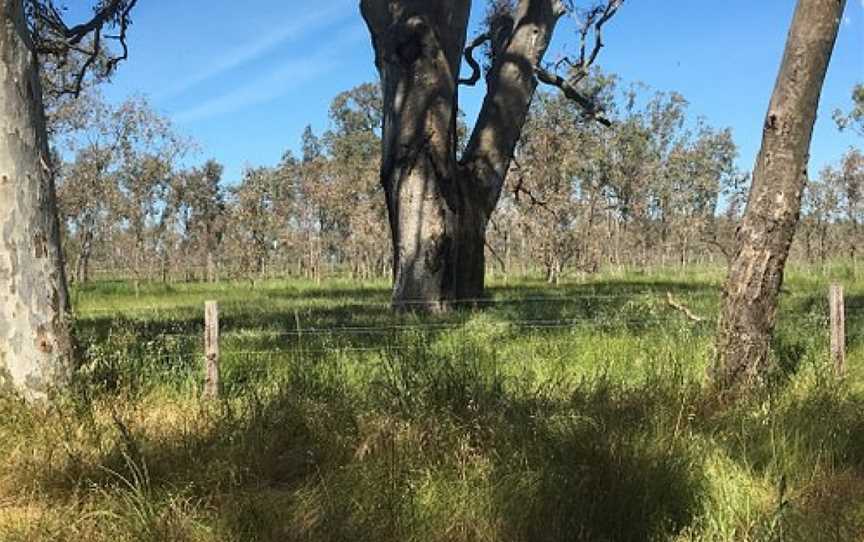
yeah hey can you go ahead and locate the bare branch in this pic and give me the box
[666,292,706,323]
[583,1,621,77]
[484,238,508,272]
[72,27,102,96]
[458,33,491,87]
[535,0,622,127]
[104,0,136,72]
[512,175,548,208]
[29,0,139,97]
[575,5,604,81]
[703,235,732,263]
[535,67,612,127]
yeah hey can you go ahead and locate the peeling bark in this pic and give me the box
[0,0,74,400]
[714,0,846,390]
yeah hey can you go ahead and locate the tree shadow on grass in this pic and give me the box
[361,346,708,542]
[29,352,710,542]
[70,277,721,399]
[698,380,864,541]
[489,393,705,542]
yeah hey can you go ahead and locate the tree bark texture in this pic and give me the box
[0,0,74,399]
[714,0,846,389]
[361,0,566,310]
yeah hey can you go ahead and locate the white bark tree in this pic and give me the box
[0,0,138,399]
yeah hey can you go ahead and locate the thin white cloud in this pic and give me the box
[158,4,352,102]
[172,28,366,124]
[173,58,331,123]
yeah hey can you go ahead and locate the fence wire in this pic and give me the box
[69,285,863,387]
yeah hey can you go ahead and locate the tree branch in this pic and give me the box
[458,33,491,87]
[512,175,548,208]
[579,0,622,81]
[535,66,612,126]
[484,238,508,272]
[29,0,139,96]
[666,292,706,323]
[461,0,567,214]
[534,0,622,127]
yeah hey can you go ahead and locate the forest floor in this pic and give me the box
[1,265,864,541]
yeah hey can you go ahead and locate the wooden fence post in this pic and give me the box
[204,300,220,398]
[830,284,846,377]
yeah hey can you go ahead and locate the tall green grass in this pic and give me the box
[1,268,862,541]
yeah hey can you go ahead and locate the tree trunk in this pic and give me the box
[206,249,216,283]
[362,0,565,310]
[75,227,94,284]
[161,253,169,283]
[520,226,527,277]
[361,2,471,311]
[714,0,845,390]
[504,229,511,283]
[546,256,561,286]
[803,228,813,263]
[0,0,74,400]
[819,222,828,266]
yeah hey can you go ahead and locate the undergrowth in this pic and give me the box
[1,267,862,541]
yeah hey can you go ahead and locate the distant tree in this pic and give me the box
[230,167,282,276]
[834,83,864,136]
[799,174,839,265]
[825,148,864,264]
[513,92,605,283]
[57,145,117,283]
[0,0,138,399]
[173,160,226,282]
[283,88,389,283]
[361,0,623,310]
[322,83,387,280]
[512,81,739,280]
[295,127,332,282]
[715,0,847,391]
[603,90,684,266]
[56,96,189,287]
[663,125,737,267]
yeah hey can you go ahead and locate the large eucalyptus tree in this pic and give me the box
[714,0,847,390]
[361,0,621,310]
[0,0,138,399]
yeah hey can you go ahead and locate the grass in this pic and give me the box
[1,265,863,541]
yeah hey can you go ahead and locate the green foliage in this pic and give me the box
[834,83,864,137]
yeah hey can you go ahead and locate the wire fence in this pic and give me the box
[76,288,862,313]
[72,287,864,384]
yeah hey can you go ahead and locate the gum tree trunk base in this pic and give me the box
[362,0,567,311]
[0,0,74,400]
[714,0,846,390]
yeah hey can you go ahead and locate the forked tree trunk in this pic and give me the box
[714,0,846,389]
[361,0,566,310]
[0,0,74,399]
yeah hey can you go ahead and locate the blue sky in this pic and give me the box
[97,0,864,185]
